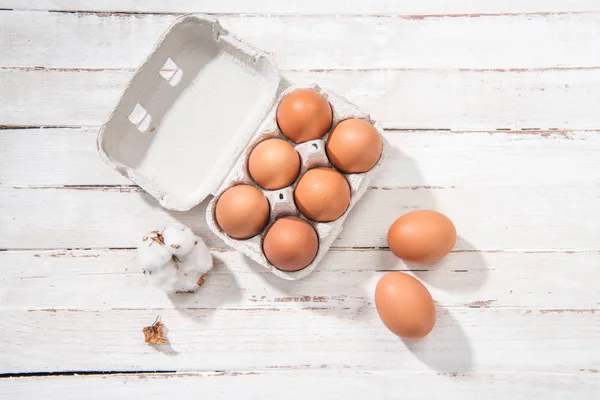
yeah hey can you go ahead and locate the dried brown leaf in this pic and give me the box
[142,317,168,345]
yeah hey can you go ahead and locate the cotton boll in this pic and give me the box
[174,265,204,292]
[183,237,213,275]
[137,231,173,271]
[139,229,214,293]
[172,239,214,292]
[145,260,179,294]
[162,226,196,257]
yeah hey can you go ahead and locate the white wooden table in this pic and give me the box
[1,1,600,398]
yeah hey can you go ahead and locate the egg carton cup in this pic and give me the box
[207,84,388,280]
[97,14,280,211]
[96,14,387,281]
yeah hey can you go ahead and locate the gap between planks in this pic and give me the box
[3,368,595,380]
[3,247,596,254]
[18,307,599,313]
[2,8,600,19]
[0,370,176,379]
[4,65,600,73]
[1,124,594,134]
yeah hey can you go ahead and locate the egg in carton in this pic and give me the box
[207,84,387,280]
[96,14,386,280]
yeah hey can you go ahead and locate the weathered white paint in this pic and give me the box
[3,371,600,400]
[2,3,600,396]
[1,184,599,250]
[2,129,599,187]
[1,249,599,310]
[3,68,600,129]
[1,307,599,373]
[2,11,600,70]
[4,0,600,15]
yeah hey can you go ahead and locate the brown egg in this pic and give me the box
[276,89,332,143]
[263,216,319,272]
[215,184,269,239]
[294,167,351,222]
[326,118,383,173]
[248,138,300,190]
[387,210,456,264]
[375,272,436,339]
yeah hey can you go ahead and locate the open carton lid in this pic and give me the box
[97,15,281,211]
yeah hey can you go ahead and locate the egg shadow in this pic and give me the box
[407,237,488,293]
[343,144,440,249]
[403,304,472,373]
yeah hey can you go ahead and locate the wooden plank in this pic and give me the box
[1,249,599,310]
[3,0,599,15]
[4,128,600,186]
[1,307,598,373]
[3,68,600,129]
[3,129,599,187]
[2,11,600,70]
[1,184,600,250]
[0,128,131,186]
[2,371,599,400]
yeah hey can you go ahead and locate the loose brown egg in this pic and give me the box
[294,167,351,222]
[215,184,270,239]
[375,272,436,339]
[276,89,333,143]
[263,216,319,272]
[248,138,300,190]
[326,118,383,173]
[387,210,456,264]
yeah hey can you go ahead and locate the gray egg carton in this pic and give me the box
[207,84,387,280]
[97,14,386,280]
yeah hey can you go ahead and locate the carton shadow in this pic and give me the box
[278,76,292,96]
[101,22,220,169]
[240,252,373,320]
[403,305,472,373]
[137,194,216,247]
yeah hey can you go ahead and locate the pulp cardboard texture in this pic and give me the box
[97,14,387,280]
[208,84,387,280]
[97,15,280,211]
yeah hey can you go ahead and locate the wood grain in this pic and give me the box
[4,0,600,15]
[2,371,599,400]
[2,11,600,70]
[2,184,599,250]
[1,307,598,373]
[3,68,600,129]
[3,129,599,187]
[1,249,598,310]
[2,3,600,395]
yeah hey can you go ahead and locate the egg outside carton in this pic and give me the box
[206,84,389,281]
